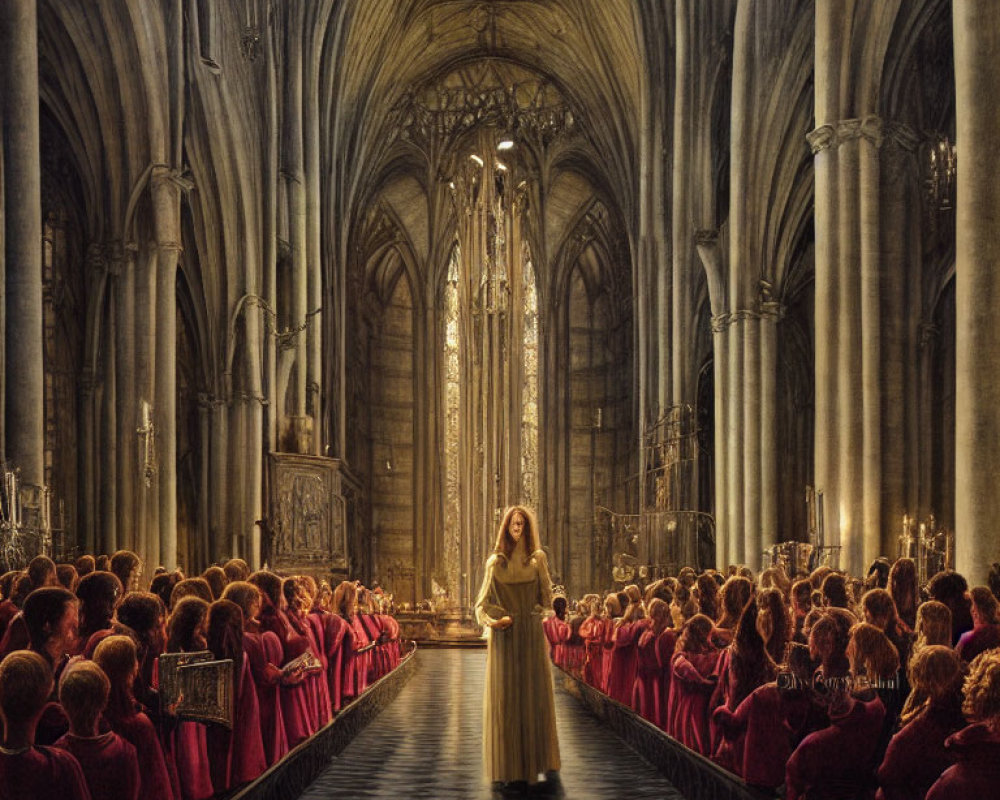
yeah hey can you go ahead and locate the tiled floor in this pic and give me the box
[299,649,686,799]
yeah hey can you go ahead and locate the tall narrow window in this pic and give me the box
[443,244,462,601]
[520,241,539,508]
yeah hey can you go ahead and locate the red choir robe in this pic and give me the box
[925,721,1000,800]
[243,628,288,765]
[712,680,821,789]
[563,616,587,676]
[653,628,678,730]
[165,721,213,800]
[344,614,372,698]
[955,623,1000,663]
[633,625,674,725]
[312,610,352,712]
[876,701,965,800]
[104,707,175,800]
[541,615,570,666]
[606,619,645,706]
[359,613,383,683]
[666,649,720,755]
[54,730,141,800]
[207,655,267,793]
[0,745,90,800]
[380,614,401,669]
[259,605,315,748]
[785,696,886,800]
[579,616,606,689]
[287,610,331,730]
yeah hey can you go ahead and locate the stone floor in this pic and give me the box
[299,649,686,799]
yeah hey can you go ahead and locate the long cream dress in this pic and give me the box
[476,540,561,783]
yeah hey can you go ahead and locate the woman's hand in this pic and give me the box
[491,616,514,630]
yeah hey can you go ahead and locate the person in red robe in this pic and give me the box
[76,571,124,656]
[283,577,332,730]
[599,593,622,693]
[926,649,1000,800]
[54,660,140,800]
[311,582,354,713]
[0,570,25,642]
[956,586,1000,663]
[562,599,588,677]
[578,596,607,689]
[633,598,672,725]
[606,586,645,706]
[205,599,267,792]
[713,642,822,790]
[333,580,370,703]
[162,596,214,800]
[785,691,886,800]
[666,614,720,755]
[223,580,289,764]
[93,635,175,800]
[877,645,965,800]
[542,596,570,666]
[249,571,314,747]
[708,597,777,769]
[0,650,89,800]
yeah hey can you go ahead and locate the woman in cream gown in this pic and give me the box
[476,505,561,785]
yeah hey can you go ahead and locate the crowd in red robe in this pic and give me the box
[0,552,405,800]
[545,559,1000,799]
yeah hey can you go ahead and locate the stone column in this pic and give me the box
[671,0,693,406]
[811,0,842,562]
[152,167,181,569]
[953,1,1000,585]
[134,246,157,565]
[115,244,136,551]
[759,301,782,558]
[879,124,919,557]
[210,399,228,563]
[858,117,883,566]
[78,372,97,554]
[726,317,745,565]
[1,0,45,485]
[836,120,864,573]
[695,229,727,568]
[742,314,761,569]
[100,285,118,554]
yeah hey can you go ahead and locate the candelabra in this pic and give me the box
[0,466,53,570]
[899,513,953,587]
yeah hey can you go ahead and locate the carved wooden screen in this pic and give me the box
[268,453,347,575]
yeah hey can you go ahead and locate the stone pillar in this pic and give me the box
[671,0,692,406]
[858,117,883,565]
[759,302,781,558]
[811,0,842,563]
[210,399,228,563]
[742,314,761,569]
[134,245,157,566]
[1,0,45,485]
[78,372,97,554]
[115,244,136,550]
[953,1,1000,585]
[879,125,918,557]
[100,289,117,554]
[836,120,864,573]
[726,317,745,565]
[152,167,181,569]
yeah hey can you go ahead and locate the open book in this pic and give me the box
[282,649,324,676]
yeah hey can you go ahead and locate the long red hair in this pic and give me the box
[493,505,541,566]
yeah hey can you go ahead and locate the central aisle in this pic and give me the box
[299,648,685,799]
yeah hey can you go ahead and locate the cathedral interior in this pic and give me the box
[0,0,996,605]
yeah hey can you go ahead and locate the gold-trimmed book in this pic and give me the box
[177,659,234,729]
[282,649,324,677]
[158,651,214,713]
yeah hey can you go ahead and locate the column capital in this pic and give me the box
[807,124,838,154]
[711,313,730,333]
[86,242,108,276]
[760,300,786,321]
